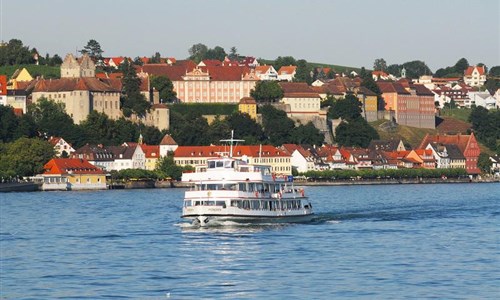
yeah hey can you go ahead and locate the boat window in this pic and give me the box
[224,160,232,168]
[208,161,216,169]
[231,200,241,207]
[238,183,247,191]
[250,200,260,210]
[242,200,250,210]
[215,201,226,207]
[261,201,269,210]
[216,161,224,168]
[184,200,192,207]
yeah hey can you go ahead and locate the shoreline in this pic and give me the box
[1,177,498,192]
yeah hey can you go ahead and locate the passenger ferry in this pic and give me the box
[181,136,313,226]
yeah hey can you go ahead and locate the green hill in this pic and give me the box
[259,59,361,74]
[0,64,60,79]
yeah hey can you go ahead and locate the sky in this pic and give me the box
[2,0,499,72]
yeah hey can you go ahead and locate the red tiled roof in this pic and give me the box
[43,158,104,175]
[200,59,223,67]
[160,134,177,145]
[174,145,290,158]
[95,72,123,79]
[278,66,297,75]
[418,133,474,153]
[141,145,160,159]
[239,97,256,104]
[254,65,272,74]
[137,64,192,81]
[199,66,252,81]
[464,66,485,76]
[33,78,120,93]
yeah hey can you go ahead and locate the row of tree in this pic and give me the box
[0,39,62,66]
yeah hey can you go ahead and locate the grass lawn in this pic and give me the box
[439,107,471,122]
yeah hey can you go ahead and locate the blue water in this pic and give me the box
[1,183,499,299]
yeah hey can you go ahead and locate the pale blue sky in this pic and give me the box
[2,0,499,71]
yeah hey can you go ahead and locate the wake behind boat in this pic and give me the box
[181,134,313,226]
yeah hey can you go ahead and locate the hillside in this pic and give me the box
[259,59,362,74]
[0,64,60,79]
[371,117,494,155]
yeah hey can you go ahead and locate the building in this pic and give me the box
[137,63,259,104]
[466,91,497,109]
[254,65,278,80]
[32,77,122,124]
[368,139,406,152]
[238,97,257,119]
[7,68,33,90]
[377,82,435,129]
[71,144,116,171]
[40,158,106,190]
[357,86,378,122]
[418,133,480,174]
[174,145,292,175]
[159,134,178,157]
[61,53,96,78]
[0,75,7,106]
[277,66,297,81]
[109,143,146,171]
[281,144,316,173]
[463,65,487,87]
[141,144,161,171]
[48,136,76,157]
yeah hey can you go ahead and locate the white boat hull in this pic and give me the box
[184,213,315,227]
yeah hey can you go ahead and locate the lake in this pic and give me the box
[1,183,499,299]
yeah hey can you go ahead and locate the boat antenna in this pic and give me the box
[220,130,244,158]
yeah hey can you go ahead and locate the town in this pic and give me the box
[1,39,499,191]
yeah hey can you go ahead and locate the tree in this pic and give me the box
[401,60,432,79]
[261,105,295,146]
[489,66,500,76]
[205,46,227,61]
[155,152,184,180]
[291,122,324,146]
[120,59,151,117]
[206,116,232,144]
[150,52,162,63]
[328,94,362,121]
[151,75,177,103]
[229,46,238,60]
[294,59,312,83]
[0,106,20,142]
[335,118,379,148]
[3,137,55,176]
[80,111,114,145]
[27,97,77,139]
[274,56,297,71]
[477,153,492,174]
[80,39,104,60]
[226,112,265,144]
[0,39,33,66]
[188,43,208,63]
[169,111,210,146]
[454,58,469,74]
[250,81,284,103]
[373,58,387,71]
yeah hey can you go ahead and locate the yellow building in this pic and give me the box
[238,97,257,119]
[141,145,161,171]
[8,68,33,89]
[41,158,107,190]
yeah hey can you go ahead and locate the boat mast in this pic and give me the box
[220,130,244,158]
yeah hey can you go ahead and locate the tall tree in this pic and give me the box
[2,137,55,176]
[120,59,151,117]
[291,122,324,146]
[250,81,284,103]
[151,75,177,103]
[80,39,104,60]
[335,118,379,148]
[328,94,362,121]
[294,59,312,83]
[150,52,162,63]
[229,46,238,60]
[0,39,34,66]
[274,56,297,71]
[261,105,295,146]
[205,46,227,61]
[373,58,387,71]
[226,112,266,144]
[188,43,208,63]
